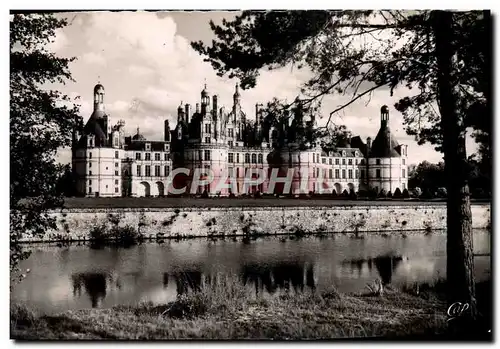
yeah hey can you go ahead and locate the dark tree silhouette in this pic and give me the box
[10,14,82,277]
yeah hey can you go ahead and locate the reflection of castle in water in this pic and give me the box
[241,262,316,294]
[341,254,405,285]
[163,262,317,296]
[71,272,108,308]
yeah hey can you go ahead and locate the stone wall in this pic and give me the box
[21,203,491,242]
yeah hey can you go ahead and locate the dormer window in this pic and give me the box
[342,151,346,157]
[164,144,169,152]
[355,151,359,157]
[145,143,151,151]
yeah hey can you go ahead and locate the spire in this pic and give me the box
[233,83,241,101]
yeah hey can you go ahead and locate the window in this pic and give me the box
[89,170,92,175]
[335,169,340,179]
[115,179,118,185]
[204,150,210,161]
[348,159,352,165]
[335,159,339,165]
[199,150,203,161]
[228,141,233,147]
[355,159,358,165]
[360,159,365,165]
[155,165,160,176]
[245,153,250,163]
[316,154,320,162]
[228,167,234,177]
[402,159,406,165]
[402,183,406,190]
[145,165,151,177]
[228,153,234,163]
[251,154,257,164]
[165,153,169,161]
[361,170,365,179]
[155,153,160,161]
[106,185,108,189]
[355,151,359,157]
[89,152,92,159]
[329,158,332,165]
[236,168,240,178]
[115,187,118,193]
[145,153,151,161]
[322,158,326,164]
[164,144,169,152]
[205,124,211,133]
[236,153,240,163]
[137,165,141,176]
[205,137,211,143]
[106,167,108,170]
[145,143,151,151]
[376,159,381,165]
[89,162,92,168]
[258,154,263,164]
[136,152,141,160]
[89,180,92,185]
[228,128,233,137]
[355,170,359,178]
[88,187,92,194]
[312,154,315,163]
[115,162,118,167]
[402,169,406,178]
[342,159,346,165]
[329,169,333,179]
[342,169,346,179]
[348,169,353,179]
[342,151,346,157]
[164,166,169,176]
[376,169,381,178]
[316,168,320,177]
[115,151,119,159]
[115,170,119,176]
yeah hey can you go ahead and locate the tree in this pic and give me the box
[10,13,81,279]
[192,10,490,317]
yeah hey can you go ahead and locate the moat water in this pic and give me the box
[11,230,491,314]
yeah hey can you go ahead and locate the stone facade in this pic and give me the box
[72,83,409,197]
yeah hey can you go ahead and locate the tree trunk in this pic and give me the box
[432,11,476,318]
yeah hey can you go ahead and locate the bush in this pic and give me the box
[201,190,209,198]
[331,189,337,198]
[436,187,447,198]
[342,189,349,197]
[402,189,410,198]
[420,189,434,199]
[89,224,109,242]
[393,188,402,198]
[357,190,368,198]
[378,189,387,198]
[349,189,357,199]
[413,187,422,197]
[254,191,262,198]
[386,191,392,198]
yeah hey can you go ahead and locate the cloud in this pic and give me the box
[81,52,106,65]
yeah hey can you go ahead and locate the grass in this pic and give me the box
[10,277,492,340]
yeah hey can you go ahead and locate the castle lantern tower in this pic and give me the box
[177,101,185,122]
[201,84,210,113]
[233,83,241,105]
[93,83,105,113]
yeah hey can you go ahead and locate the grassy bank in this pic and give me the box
[10,278,492,340]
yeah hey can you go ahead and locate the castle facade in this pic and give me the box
[72,83,409,197]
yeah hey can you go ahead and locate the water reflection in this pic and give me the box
[342,255,405,285]
[71,272,108,308]
[12,230,491,313]
[241,262,316,294]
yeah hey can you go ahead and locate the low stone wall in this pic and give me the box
[20,203,491,242]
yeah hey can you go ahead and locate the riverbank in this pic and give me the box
[21,201,490,242]
[11,279,491,340]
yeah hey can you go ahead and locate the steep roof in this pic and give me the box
[370,125,401,157]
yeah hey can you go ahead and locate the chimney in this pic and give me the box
[255,103,260,124]
[164,120,170,142]
[212,95,218,117]
[367,137,372,151]
[196,103,200,114]
[185,104,191,124]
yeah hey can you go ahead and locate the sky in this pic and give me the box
[47,10,479,166]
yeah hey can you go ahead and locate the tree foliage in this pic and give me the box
[10,13,81,276]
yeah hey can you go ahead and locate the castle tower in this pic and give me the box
[93,83,105,114]
[201,84,210,113]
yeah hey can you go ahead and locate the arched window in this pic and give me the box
[245,153,250,163]
[251,154,257,163]
[258,154,263,164]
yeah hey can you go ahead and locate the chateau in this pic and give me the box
[72,83,409,197]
